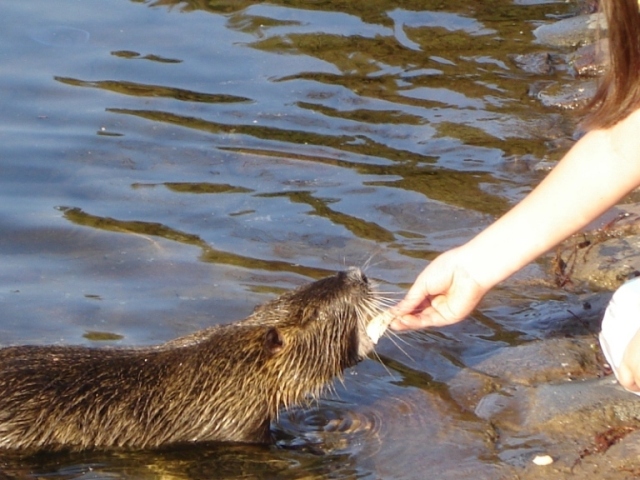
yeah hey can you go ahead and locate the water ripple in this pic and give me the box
[275,400,383,454]
[28,26,90,47]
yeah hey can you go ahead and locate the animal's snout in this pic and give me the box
[344,267,367,284]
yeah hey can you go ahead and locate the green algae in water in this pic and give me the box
[83,331,124,342]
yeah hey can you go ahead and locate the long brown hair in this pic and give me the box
[583,0,640,129]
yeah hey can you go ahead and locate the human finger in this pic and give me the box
[394,278,436,316]
[390,295,462,331]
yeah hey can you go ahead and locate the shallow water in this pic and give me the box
[1,0,590,478]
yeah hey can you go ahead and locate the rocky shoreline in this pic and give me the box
[454,4,640,478]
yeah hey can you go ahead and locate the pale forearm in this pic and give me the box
[461,112,640,290]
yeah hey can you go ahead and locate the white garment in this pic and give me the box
[599,275,640,395]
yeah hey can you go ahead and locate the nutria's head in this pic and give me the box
[240,267,383,406]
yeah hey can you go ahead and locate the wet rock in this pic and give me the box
[458,337,636,439]
[522,377,640,429]
[573,0,600,15]
[482,292,609,340]
[471,369,640,479]
[510,52,554,75]
[537,79,597,110]
[567,235,640,290]
[450,337,604,423]
[471,337,602,386]
[571,39,609,77]
[512,378,640,479]
[448,368,500,413]
[533,13,606,48]
[473,375,640,467]
[595,429,640,471]
[528,13,606,111]
[553,204,640,291]
[474,385,525,431]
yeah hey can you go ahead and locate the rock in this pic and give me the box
[533,13,606,48]
[568,235,640,290]
[537,79,597,110]
[471,337,603,386]
[522,377,640,429]
[481,293,609,341]
[553,205,640,291]
[571,39,609,77]
[597,430,640,469]
[510,378,640,479]
[473,375,640,457]
[450,336,607,435]
[447,368,501,413]
[510,52,554,75]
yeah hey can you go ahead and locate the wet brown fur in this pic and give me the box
[0,268,381,453]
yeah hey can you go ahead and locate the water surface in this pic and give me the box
[0,0,586,478]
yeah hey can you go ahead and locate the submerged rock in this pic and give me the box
[510,52,554,75]
[570,39,609,77]
[533,13,606,48]
[537,79,597,110]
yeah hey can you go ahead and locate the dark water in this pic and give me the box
[1,0,587,478]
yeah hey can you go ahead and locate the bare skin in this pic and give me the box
[620,332,640,392]
[390,107,640,393]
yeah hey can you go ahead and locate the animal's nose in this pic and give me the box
[345,267,367,284]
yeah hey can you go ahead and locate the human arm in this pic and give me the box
[391,107,640,331]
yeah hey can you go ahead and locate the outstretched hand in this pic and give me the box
[390,247,491,331]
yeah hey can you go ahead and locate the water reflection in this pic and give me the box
[56,76,253,104]
[60,206,335,280]
[0,443,358,479]
[108,106,508,213]
[111,50,183,63]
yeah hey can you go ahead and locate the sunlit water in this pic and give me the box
[0,0,591,478]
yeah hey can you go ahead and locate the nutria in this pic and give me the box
[0,267,391,453]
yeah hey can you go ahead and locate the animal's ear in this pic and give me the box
[264,327,284,356]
